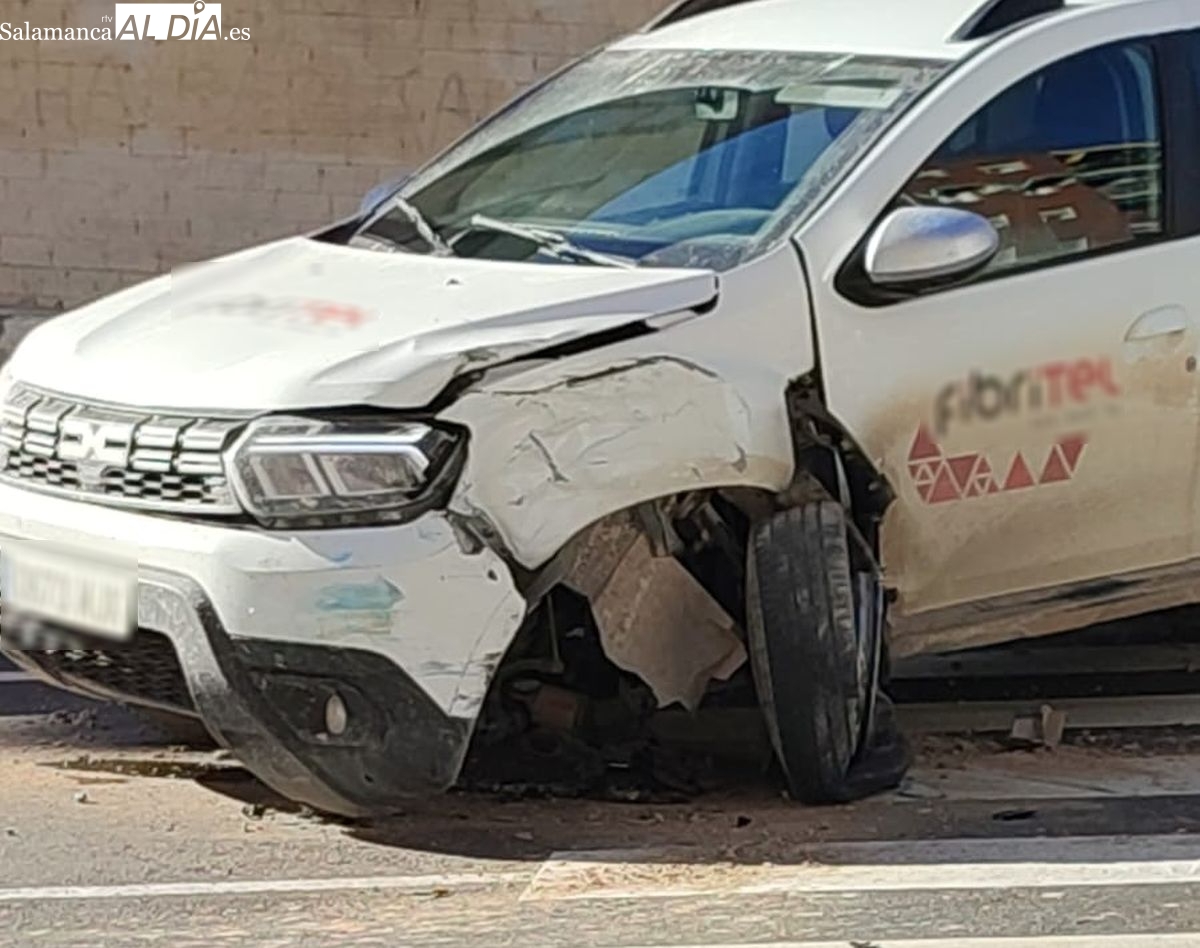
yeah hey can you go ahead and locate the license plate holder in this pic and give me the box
[1,543,136,642]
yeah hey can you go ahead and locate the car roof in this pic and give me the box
[613,0,1145,62]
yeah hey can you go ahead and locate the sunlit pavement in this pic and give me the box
[3,672,1200,948]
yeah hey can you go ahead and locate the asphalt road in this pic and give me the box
[4,666,1200,947]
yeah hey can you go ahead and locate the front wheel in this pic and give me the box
[746,501,909,804]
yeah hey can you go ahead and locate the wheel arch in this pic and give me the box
[785,373,897,550]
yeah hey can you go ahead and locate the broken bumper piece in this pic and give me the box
[7,569,522,816]
[149,572,476,816]
[0,483,527,816]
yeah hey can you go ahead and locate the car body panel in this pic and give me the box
[7,237,719,412]
[0,479,525,722]
[623,0,987,60]
[799,0,1200,621]
[445,243,810,568]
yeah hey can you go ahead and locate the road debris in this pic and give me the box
[1008,704,1068,749]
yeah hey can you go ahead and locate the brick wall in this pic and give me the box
[0,0,668,310]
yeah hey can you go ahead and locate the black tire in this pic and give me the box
[746,501,909,804]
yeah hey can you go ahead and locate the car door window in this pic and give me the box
[899,41,1163,276]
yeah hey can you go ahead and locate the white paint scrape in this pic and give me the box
[628,937,1200,948]
[522,835,1200,901]
[0,870,532,904]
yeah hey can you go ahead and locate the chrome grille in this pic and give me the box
[0,384,243,514]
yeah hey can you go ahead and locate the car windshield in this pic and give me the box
[355,48,947,271]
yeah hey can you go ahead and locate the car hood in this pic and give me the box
[9,238,718,412]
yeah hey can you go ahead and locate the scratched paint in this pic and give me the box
[315,580,405,612]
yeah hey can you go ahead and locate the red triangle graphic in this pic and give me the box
[928,464,961,504]
[965,481,983,497]
[1040,446,1072,484]
[911,462,937,484]
[975,455,999,495]
[917,482,933,502]
[1058,434,1087,473]
[947,454,980,491]
[909,425,943,462]
[1004,454,1036,491]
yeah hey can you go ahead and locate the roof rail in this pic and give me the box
[646,0,758,31]
[952,0,1065,41]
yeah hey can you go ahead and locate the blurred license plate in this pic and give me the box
[1,544,135,641]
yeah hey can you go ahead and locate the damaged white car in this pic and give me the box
[1,0,1191,813]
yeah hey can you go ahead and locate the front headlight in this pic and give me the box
[230,416,464,527]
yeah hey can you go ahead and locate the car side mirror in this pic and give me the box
[358,175,411,219]
[865,207,1000,288]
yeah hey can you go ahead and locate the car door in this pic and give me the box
[800,29,1200,619]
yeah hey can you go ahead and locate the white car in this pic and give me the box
[0,0,1191,813]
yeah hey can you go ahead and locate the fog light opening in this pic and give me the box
[325,692,349,737]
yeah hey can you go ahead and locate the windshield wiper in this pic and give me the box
[371,196,455,257]
[456,214,635,269]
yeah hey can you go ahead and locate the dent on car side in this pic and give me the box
[442,245,808,569]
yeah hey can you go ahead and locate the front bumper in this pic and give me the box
[0,482,527,816]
